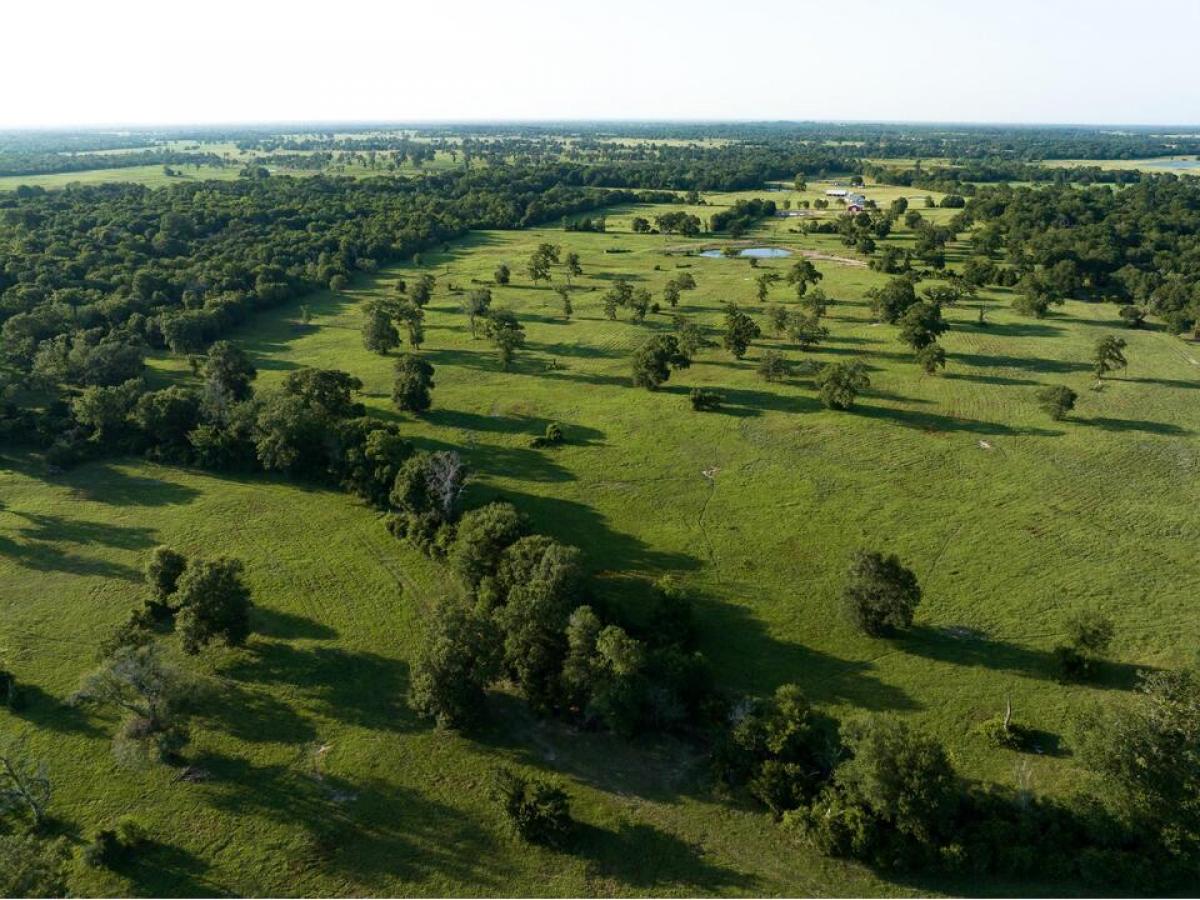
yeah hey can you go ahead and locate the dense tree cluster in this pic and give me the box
[962,177,1200,333]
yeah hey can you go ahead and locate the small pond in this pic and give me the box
[1142,158,1200,170]
[699,247,793,258]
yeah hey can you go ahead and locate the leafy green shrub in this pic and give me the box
[689,388,722,411]
[842,550,921,636]
[530,422,564,448]
[974,714,1032,750]
[491,768,572,847]
[1035,384,1077,420]
[82,829,122,868]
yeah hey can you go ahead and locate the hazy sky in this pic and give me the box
[5,0,1198,128]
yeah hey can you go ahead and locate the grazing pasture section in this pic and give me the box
[4,179,1198,894]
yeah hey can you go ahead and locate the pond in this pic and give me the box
[1142,158,1200,170]
[699,247,793,258]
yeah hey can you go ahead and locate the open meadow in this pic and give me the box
[2,183,1198,895]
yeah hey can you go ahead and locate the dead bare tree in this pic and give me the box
[426,451,469,522]
[0,734,51,829]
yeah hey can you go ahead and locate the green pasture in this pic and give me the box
[0,164,243,192]
[3,192,1199,895]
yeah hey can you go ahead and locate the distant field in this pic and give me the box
[0,147,465,191]
[3,187,1199,895]
[0,163,243,191]
[1042,156,1200,174]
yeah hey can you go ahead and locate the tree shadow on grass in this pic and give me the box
[58,464,202,507]
[191,755,504,893]
[7,683,106,737]
[853,403,1064,437]
[690,591,919,711]
[524,339,627,361]
[1123,375,1200,390]
[573,821,756,892]
[1074,416,1191,436]
[470,488,703,575]
[473,691,710,803]
[897,625,1148,691]
[252,607,339,641]
[117,840,228,898]
[657,383,823,418]
[943,371,1040,387]
[539,368,637,389]
[7,510,158,551]
[428,345,555,378]
[951,352,1092,375]
[200,679,319,746]
[219,641,415,732]
[423,408,606,446]
[0,533,143,582]
[973,320,1065,338]
[392,431,579,485]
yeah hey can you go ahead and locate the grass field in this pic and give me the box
[1042,156,1200,174]
[2,186,1199,896]
[0,164,244,192]
[0,150,465,193]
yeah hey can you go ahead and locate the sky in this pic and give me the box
[5,0,1198,128]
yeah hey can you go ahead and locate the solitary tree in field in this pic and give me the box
[630,288,651,323]
[786,260,823,298]
[897,301,949,350]
[1035,384,1077,420]
[768,304,790,336]
[1092,335,1128,379]
[1118,306,1147,329]
[631,334,691,389]
[362,303,401,355]
[673,315,711,357]
[494,263,511,285]
[843,550,922,636]
[395,300,425,350]
[786,309,829,350]
[393,354,436,413]
[755,272,781,302]
[527,243,560,285]
[800,287,831,318]
[868,275,919,323]
[916,343,947,375]
[722,304,761,359]
[663,280,681,308]
[757,349,790,383]
[72,643,198,762]
[483,309,526,370]
[174,558,252,654]
[602,279,633,321]
[554,285,572,319]
[462,289,492,338]
[564,252,582,286]
[815,360,870,410]
[410,274,436,308]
